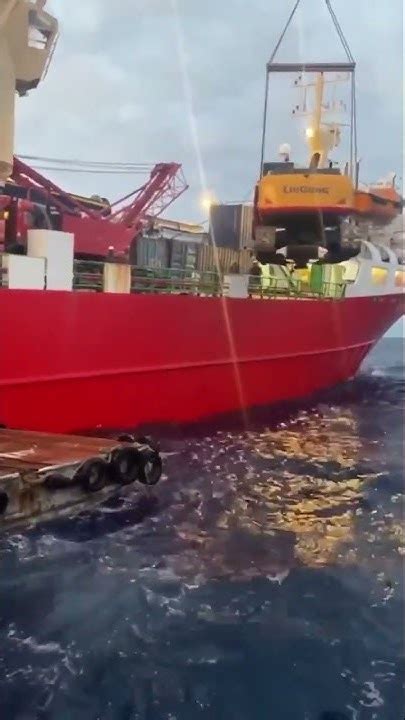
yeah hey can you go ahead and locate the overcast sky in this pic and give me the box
[16,0,403,222]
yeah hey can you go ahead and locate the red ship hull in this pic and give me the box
[0,289,403,434]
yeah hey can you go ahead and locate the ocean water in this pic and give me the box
[0,340,404,720]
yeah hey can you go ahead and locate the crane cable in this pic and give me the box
[16,154,156,174]
[268,0,355,66]
[325,0,354,63]
[22,166,155,175]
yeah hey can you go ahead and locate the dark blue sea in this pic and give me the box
[1,340,404,720]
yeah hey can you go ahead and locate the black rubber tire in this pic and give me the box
[135,435,160,452]
[109,447,143,486]
[74,458,110,493]
[0,491,9,515]
[137,448,162,486]
[44,472,75,490]
[117,434,135,443]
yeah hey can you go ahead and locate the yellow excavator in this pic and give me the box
[253,0,358,266]
[253,0,402,267]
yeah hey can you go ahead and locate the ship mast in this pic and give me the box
[0,0,58,183]
[293,71,350,169]
[308,74,329,167]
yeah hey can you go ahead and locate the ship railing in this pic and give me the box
[73,260,104,292]
[1,258,347,299]
[72,261,226,297]
[70,261,346,299]
[248,276,347,300]
[131,267,225,296]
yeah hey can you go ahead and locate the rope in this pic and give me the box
[267,0,355,66]
[351,71,358,183]
[261,0,302,176]
[24,166,153,175]
[267,0,356,69]
[17,155,154,170]
[325,0,358,182]
[259,72,270,177]
[268,0,301,65]
[325,0,355,63]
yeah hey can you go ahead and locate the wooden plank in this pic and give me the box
[0,429,117,477]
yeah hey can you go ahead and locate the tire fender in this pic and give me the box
[74,457,110,493]
[109,447,143,486]
[137,448,162,486]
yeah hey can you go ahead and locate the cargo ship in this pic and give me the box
[0,0,403,435]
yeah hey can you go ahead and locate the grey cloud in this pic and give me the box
[16,0,403,220]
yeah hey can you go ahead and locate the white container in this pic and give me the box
[28,230,74,291]
[223,274,249,298]
[103,263,131,293]
[2,254,45,290]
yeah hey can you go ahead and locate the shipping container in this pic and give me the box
[197,245,252,274]
[209,203,254,250]
[155,219,206,236]
[160,227,207,245]
[135,235,170,269]
[239,248,253,273]
[239,204,254,250]
[170,239,199,274]
[209,204,240,250]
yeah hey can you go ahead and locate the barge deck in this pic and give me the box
[0,429,162,530]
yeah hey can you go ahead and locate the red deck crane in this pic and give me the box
[1,156,188,258]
